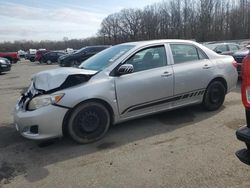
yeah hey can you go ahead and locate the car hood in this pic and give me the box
[32,68,97,92]
[59,53,71,60]
[233,49,249,57]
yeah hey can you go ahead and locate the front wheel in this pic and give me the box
[67,102,110,144]
[46,60,52,64]
[70,60,79,67]
[202,81,226,111]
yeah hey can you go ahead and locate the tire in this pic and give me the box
[70,60,79,67]
[202,81,226,111]
[67,102,110,144]
[46,60,52,65]
[41,59,45,64]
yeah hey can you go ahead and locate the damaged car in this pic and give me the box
[14,40,238,144]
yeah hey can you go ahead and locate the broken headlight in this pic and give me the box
[28,93,64,110]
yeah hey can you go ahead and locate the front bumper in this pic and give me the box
[14,104,68,140]
[0,64,11,72]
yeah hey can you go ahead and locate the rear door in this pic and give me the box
[169,43,215,105]
[115,45,174,117]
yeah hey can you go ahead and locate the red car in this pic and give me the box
[236,52,250,165]
[0,52,19,63]
[35,49,49,62]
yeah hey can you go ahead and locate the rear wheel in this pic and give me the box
[46,60,52,64]
[202,81,226,111]
[67,102,110,144]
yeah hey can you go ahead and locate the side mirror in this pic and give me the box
[215,50,222,54]
[117,64,134,75]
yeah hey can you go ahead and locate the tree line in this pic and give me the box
[0,0,250,52]
[99,0,250,44]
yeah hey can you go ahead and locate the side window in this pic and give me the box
[229,44,239,51]
[170,44,202,64]
[125,46,167,72]
[216,45,227,52]
[197,48,208,60]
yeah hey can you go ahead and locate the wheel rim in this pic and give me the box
[209,85,224,104]
[78,111,100,133]
[72,106,108,140]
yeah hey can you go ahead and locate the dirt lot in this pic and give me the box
[0,60,250,188]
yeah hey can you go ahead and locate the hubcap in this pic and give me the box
[78,111,100,133]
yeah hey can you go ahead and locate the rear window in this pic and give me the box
[170,44,207,64]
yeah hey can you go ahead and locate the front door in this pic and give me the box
[115,45,174,117]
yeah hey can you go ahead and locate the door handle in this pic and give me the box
[161,71,172,77]
[203,64,212,69]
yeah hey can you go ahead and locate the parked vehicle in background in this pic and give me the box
[0,52,19,63]
[58,45,110,67]
[0,57,11,73]
[26,49,37,62]
[14,40,237,144]
[35,49,50,62]
[236,51,250,165]
[65,48,74,54]
[205,43,240,55]
[232,47,249,76]
[239,40,250,48]
[18,50,26,58]
[41,51,67,64]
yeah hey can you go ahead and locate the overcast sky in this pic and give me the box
[0,0,163,42]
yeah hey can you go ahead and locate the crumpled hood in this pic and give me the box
[32,67,97,92]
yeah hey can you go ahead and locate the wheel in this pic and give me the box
[202,81,226,111]
[67,102,110,144]
[40,59,45,64]
[70,60,79,67]
[46,60,52,64]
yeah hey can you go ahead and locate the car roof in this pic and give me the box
[119,39,206,49]
[85,45,111,48]
[116,39,224,60]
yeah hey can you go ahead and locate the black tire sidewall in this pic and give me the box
[67,102,110,144]
[203,81,226,111]
[71,60,78,67]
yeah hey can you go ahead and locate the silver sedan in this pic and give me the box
[14,40,238,143]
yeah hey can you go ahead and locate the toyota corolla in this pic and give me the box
[14,40,238,144]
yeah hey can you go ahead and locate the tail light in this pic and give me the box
[241,55,250,107]
[232,60,238,68]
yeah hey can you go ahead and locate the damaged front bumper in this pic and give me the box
[13,82,68,140]
[14,102,68,140]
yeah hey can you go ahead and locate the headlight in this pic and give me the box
[28,93,64,110]
[0,60,6,64]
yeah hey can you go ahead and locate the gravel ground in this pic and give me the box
[0,60,249,188]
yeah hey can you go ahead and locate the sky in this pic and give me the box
[0,0,163,42]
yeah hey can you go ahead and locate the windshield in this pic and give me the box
[205,44,216,50]
[74,47,87,54]
[79,44,135,71]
